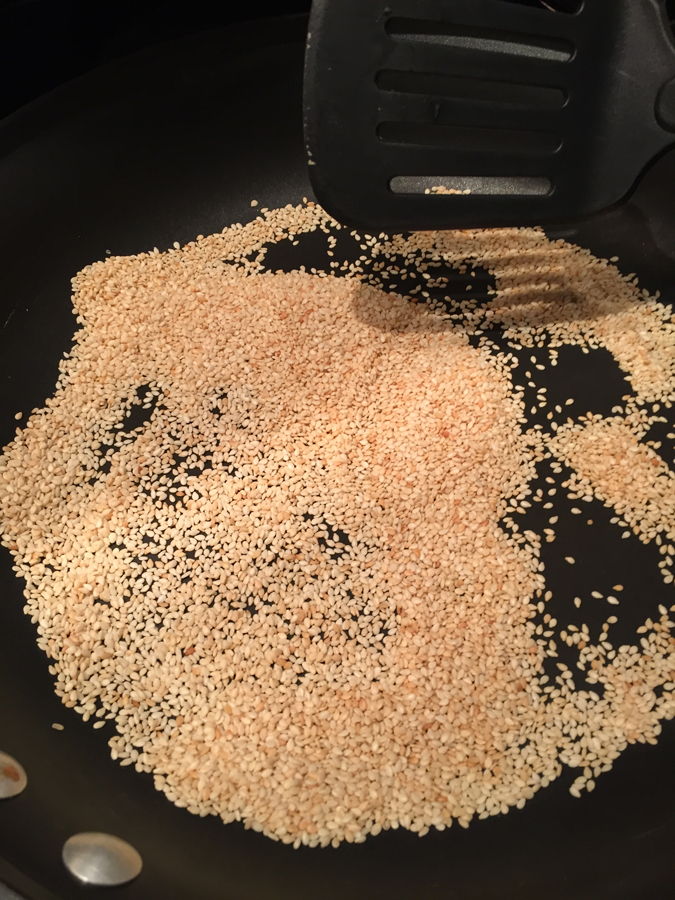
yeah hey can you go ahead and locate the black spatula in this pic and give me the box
[303,0,675,231]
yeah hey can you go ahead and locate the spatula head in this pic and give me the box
[304,0,675,231]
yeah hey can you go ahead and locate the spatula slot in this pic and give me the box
[378,121,561,155]
[390,175,552,195]
[497,0,583,13]
[386,17,574,62]
[377,69,567,110]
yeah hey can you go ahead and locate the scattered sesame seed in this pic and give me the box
[51,723,64,731]
[565,557,576,564]
[1,201,673,847]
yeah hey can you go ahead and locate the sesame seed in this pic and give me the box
[1,201,674,846]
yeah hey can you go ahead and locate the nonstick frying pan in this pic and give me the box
[2,13,675,900]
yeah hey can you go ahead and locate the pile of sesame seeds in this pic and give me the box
[1,201,675,847]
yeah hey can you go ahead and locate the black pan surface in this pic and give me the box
[2,14,675,900]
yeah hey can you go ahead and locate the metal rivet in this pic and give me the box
[0,751,27,798]
[62,833,142,886]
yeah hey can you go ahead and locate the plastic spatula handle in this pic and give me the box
[304,0,675,231]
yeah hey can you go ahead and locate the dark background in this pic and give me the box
[0,0,312,122]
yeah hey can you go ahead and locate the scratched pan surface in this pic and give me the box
[2,13,675,900]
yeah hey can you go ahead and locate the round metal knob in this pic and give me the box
[0,751,27,799]
[62,832,142,886]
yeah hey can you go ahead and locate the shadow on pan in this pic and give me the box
[2,12,675,900]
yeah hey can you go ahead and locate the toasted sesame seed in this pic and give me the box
[2,202,674,846]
